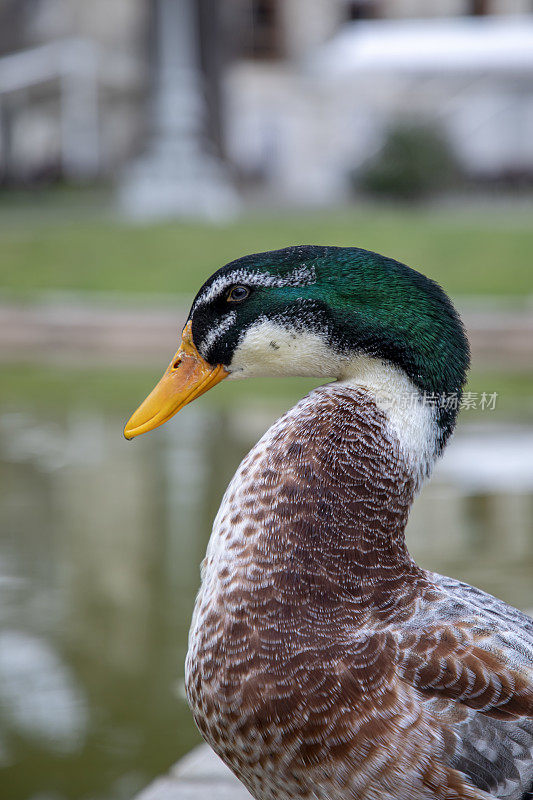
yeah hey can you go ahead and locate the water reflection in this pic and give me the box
[0,630,87,755]
[0,404,532,800]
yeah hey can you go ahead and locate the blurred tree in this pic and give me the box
[346,0,382,21]
[468,0,491,14]
[358,122,460,200]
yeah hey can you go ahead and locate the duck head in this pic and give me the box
[124,245,469,453]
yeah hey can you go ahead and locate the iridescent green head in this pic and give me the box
[125,245,469,451]
[188,245,469,449]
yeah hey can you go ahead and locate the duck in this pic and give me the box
[124,245,533,800]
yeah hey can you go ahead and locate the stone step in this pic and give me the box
[135,745,252,800]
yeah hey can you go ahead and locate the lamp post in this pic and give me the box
[120,0,239,221]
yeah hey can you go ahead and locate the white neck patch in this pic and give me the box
[339,356,438,488]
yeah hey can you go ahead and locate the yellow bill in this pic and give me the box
[124,321,229,440]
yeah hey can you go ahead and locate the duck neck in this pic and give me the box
[219,366,440,603]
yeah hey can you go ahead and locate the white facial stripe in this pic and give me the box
[192,264,316,312]
[199,311,236,357]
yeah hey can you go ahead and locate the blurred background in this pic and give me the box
[0,1,532,799]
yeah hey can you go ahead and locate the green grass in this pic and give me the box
[0,363,319,415]
[1,207,533,298]
[461,369,533,420]
[2,363,531,420]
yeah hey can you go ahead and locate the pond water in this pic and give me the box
[0,401,532,800]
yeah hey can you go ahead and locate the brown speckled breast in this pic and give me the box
[184,384,532,800]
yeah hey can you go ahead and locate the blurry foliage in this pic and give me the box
[359,123,460,200]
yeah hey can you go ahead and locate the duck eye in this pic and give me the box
[227,285,250,302]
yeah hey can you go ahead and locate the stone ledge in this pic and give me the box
[2,298,532,369]
[135,745,252,800]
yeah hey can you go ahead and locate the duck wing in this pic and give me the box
[395,574,533,800]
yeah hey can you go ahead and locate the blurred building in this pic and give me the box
[0,0,149,182]
[225,0,533,202]
[0,0,532,206]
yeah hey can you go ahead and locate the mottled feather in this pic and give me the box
[186,383,533,800]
